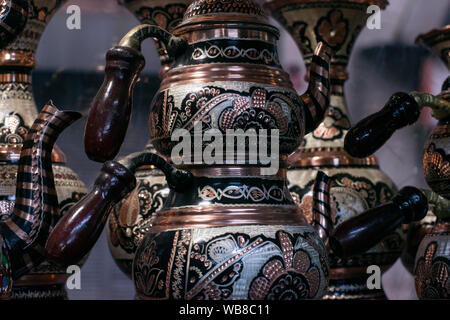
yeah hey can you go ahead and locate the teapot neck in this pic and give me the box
[150,164,306,232]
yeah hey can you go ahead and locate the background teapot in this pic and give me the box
[330,25,450,299]
[0,103,81,299]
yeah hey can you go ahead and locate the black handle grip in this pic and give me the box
[84,46,145,162]
[344,92,421,158]
[329,186,428,258]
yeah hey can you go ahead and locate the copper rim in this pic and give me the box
[176,15,276,33]
[161,63,293,90]
[178,3,271,30]
[14,273,69,286]
[0,50,35,68]
[179,165,288,178]
[263,0,389,12]
[175,25,279,44]
[288,147,378,167]
[150,205,307,232]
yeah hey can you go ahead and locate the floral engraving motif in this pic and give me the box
[0,112,29,145]
[109,181,167,254]
[134,237,166,297]
[134,4,187,32]
[187,234,255,300]
[219,88,290,135]
[315,9,349,51]
[332,173,394,208]
[249,231,322,300]
[423,143,450,198]
[151,86,304,156]
[415,241,450,299]
[312,106,350,141]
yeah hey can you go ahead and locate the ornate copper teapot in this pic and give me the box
[44,0,430,301]
[0,103,82,299]
[49,0,338,300]
[0,0,88,299]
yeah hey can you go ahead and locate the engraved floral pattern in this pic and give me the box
[415,241,450,299]
[312,106,351,141]
[423,143,450,198]
[219,88,289,135]
[0,112,29,145]
[249,231,321,300]
[315,9,349,51]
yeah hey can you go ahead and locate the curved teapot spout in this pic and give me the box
[0,103,81,280]
[311,171,333,245]
[300,42,333,135]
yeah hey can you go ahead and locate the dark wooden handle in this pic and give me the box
[329,186,428,258]
[344,92,421,158]
[84,46,145,162]
[0,0,28,48]
[45,161,137,266]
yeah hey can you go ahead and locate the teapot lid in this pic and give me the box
[176,0,275,33]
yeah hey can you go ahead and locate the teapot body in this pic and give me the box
[134,223,329,300]
[149,8,306,160]
[0,0,88,299]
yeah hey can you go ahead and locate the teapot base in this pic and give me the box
[133,224,329,300]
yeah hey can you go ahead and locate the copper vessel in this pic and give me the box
[107,0,191,279]
[49,0,339,300]
[0,0,87,299]
[263,0,401,299]
[0,104,82,300]
[333,25,450,299]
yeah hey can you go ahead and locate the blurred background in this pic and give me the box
[32,0,450,299]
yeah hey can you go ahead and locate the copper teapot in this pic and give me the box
[0,104,81,299]
[45,0,427,300]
